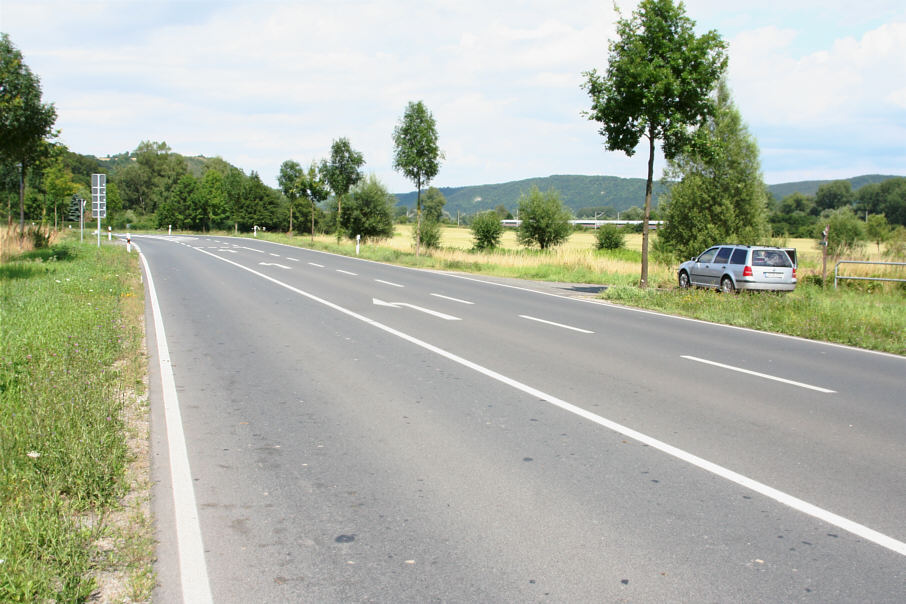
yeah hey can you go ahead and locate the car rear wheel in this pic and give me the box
[720,276,736,293]
[678,270,690,289]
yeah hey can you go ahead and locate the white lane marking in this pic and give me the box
[218,248,238,253]
[269,253,280,257]
[259,262,291,269]
[286,257,300,262]
[373,298,461,321]
[187,245,906,558]
[237,246,265,253]
[431,293,475,305]
[519,314,594,334]
[375,279,404,288]
[682,355,836,394]
[336,269,358,276]
[139,253,213,604]
[308,262,325,268]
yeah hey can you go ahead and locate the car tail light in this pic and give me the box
[743,265,753,277]
[793,267,797,279]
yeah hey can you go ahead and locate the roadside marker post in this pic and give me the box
[91,174,106,248]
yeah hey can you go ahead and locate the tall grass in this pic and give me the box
[0,237,149,602]
[602,283,906,355]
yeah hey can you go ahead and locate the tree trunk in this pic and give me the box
[640,134,655,288]
[415,179,422,257]
[18,161,25,231]
[311,200,315,244]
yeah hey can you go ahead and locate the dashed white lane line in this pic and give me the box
[237,246,265,253]
[519,314,594,334]
[431,293,475,305]
[375,279,404,287]
[269,253,280,257]
[681,356,836,393]
[308,262,325,268]
[336,269,358,276]
[184,245,906,558]
[286,257,300,262]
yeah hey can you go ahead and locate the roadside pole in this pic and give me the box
[91,174,107,248]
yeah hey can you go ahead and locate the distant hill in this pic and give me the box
[394,173,904,216]
[765,175,900,200]
[394,175,670,217]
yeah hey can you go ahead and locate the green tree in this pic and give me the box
[865,214,891,253]
[471,210,503,250]
[657,79,769,260]
[815,180,855,213]
[42,158,78,228]
[878,178,906,227]
[516,187,572,250]
[421,186,447,223]
[821,207,865,257]
[194,169,229,231]
[278,159,305,233]
[582,0,727,286]
[299,162,329,241]
[321,138,365,242]
[392,100,443,256]
[413,214,442,250]
[0,33,58,228]
[340,174,395,242]
[494,204,513,220]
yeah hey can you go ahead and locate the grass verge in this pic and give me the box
[602,284,906,355]
[0,235,153,602]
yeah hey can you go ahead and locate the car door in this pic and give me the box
[702,246,733,287]
[690,247,719,286]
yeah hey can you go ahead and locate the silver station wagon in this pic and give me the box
[678,244,797,292]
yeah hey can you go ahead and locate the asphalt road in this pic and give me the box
[137,234,906,603]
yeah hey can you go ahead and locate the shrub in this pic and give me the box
[594,224,625,250]
[414,218,442,250]
[516,187,572,249]
[471,211,503,250]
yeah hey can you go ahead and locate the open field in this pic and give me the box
[0,232,153,602]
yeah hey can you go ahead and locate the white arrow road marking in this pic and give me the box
[218,249,238,253]
[372,298,461,321]
[519,315,594,334]
[375,279,404,287]
[431,293,474,305]
[258,262,291,269]
[681,356,836,393]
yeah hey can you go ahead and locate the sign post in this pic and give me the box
[91,174,107,247]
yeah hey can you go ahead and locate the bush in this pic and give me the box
[516,187,572,249]
[414,217,441,250]
[594,224,625,250]
[471,211,503,250]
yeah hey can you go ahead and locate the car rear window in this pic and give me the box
[752,250,792,267]
[730,248,747,265]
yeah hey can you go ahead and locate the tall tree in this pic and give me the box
[582,0,727,286]
[278,159,304,233]
[299,162,329,242]
[0,33,58,228]
[392,101,443,256]
[320,138,365,242]
[815,180,855,213]
[421,186,447,223]
[657,79,769,260]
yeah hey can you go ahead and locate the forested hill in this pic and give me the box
[394,173,902,216]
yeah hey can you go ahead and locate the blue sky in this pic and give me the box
[2,0,905,193]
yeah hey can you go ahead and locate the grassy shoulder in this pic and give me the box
[602,284,906,355]
[0,233,153,602]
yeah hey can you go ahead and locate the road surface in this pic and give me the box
[136,234,906,603]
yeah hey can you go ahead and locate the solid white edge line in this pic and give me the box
[375,279,404,287]
[139,252,213,604]
[682,355,836,393]
[186,244,906,558]
[519,314,594,334]
[431,293,475,305]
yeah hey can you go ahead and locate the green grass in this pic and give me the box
[602,283,906,355]
[0,239,149,602]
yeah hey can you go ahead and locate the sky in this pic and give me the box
[2,0,905,193]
